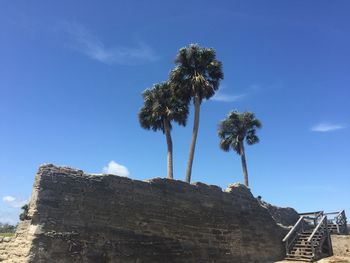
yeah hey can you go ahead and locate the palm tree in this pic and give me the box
[170,44,223,183]
[138,82,188,179]
[218,111,262,187]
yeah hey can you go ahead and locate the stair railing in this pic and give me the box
[335,210,348,234]
[315,211,324,224]
[307,215,328,259]
[283,216,306,255]
[325,210,348,234]
[299,211,324,230]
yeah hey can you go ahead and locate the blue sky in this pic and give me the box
[0,0,349,224]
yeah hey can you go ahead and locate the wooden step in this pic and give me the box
[291,247,312,252]
[289,252,313,257]
[286,254,313,259]
[296,237,321,242]
[294,243,318,248]
[285,255,313,262]
[295,239,320,244]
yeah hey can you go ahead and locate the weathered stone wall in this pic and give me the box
[257,199,299,227]
[1,164,287,263]
[0,221,35,262]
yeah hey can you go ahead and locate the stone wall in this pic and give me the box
[257,199,299,227]
[1,164,287,263]
[0,221,35,262]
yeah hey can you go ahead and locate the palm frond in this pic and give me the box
[138,81,189,133]
[218,110,262,154]
[170,44,223,103]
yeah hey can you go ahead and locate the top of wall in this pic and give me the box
[4,164,288,263]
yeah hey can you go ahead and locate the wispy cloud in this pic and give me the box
[212,93,247,102]
[311,122,344,132]
[212,85,247,102]
[2,196,27,208]
[103,161,130,177]
[3,196,15,203]
[60,22,158,65]
[249,84,262,92]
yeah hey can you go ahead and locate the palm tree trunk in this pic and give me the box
[239,141,249,187]
[185,95,200,183]
[164,120,174,179]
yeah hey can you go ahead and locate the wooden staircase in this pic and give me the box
[282,210,347,262]
[284,228,328,261]
[326,210,348,235]
[328,223,339,234]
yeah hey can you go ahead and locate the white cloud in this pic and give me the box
[103,161,130,177]
[311,122,344,132]
[3,196,15,203]
[2,196,27,208]
[212,93,247,102]
[212,85,247,102]
[61,22,158,65]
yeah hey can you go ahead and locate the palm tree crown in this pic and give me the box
[170,44,224,103]
[138,82,188,133]
[170,44,223,183]
[138,82,188,180]
[218,111,261,187]
[218,111,261,153]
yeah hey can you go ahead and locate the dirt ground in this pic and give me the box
[275,256,350,262]
[318,256,350,262]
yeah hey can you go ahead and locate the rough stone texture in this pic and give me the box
[1,164,287,263]
[257,199,299,227]
[0,221,35,262]
[331,235,350,257]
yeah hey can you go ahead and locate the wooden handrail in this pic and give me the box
[335,210,347,234]
[338,209,345,216]
[307,215,327,242]
[283,216,304,242]
[299,211,323,216]
[324,211,340,215]
[315,211,324,218]
[314,211,324,225]
[336,210,345,219]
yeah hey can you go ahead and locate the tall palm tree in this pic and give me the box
[170,44,223,183]
[218,111,262,187]
[138,82,188,179]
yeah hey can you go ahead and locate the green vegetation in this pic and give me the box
[138,45,261,187]
[218,111,261,187]
[138,82,188,179]
[0,223,16,235]
[19,204,29,221]
[0,232,15,237]
[170,44,223,183]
